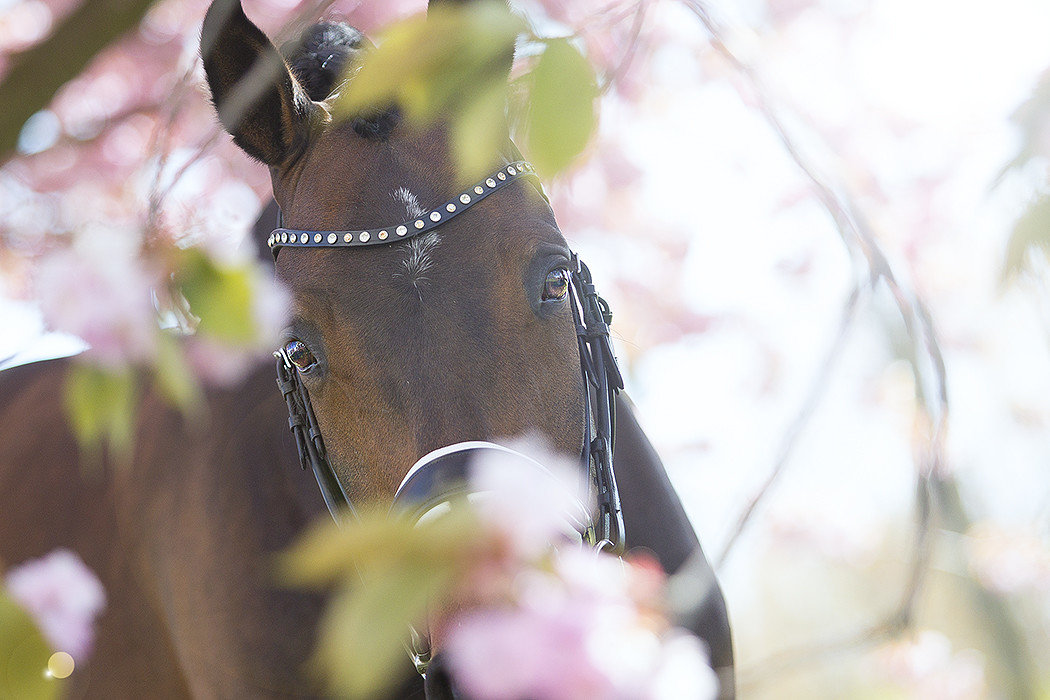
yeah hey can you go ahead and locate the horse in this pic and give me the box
[0,0,733,696]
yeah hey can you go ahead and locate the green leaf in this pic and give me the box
[63,363,138,456]
[453,86,510,181]
[521,38,598,177]
[0,590,59,700]
[175,250,256,345]
[332,2,524,181]
[315,566,455,699]
[277,506,480,587]
[280,506,486,698]
[154,333,203,415]
[1004,192,1050,282]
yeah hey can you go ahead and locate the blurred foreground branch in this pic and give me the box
[0,0,160,163]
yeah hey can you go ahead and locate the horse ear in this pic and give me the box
[201,0,316,166]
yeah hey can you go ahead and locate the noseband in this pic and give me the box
[271,160,626,672]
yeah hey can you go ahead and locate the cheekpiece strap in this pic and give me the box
[268,161,536,254]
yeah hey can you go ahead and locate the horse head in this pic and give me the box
[201,0,600,692]
[202,0,586,504]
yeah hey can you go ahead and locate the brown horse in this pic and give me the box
[0,0,733,696]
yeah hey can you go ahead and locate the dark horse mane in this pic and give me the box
[282,21,399,139]
[281,21,359,100]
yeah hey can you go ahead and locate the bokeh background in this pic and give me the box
[2,0,1049,696]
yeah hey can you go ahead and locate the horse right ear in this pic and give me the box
[201,0,317,166]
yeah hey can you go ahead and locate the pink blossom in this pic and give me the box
[966,522,1050,594]
[469,438,593,559]
[874,631,986,699]
[4,549,106,662]
[444,567,621,699]
[34,229,159,367]
[444,548,718,700]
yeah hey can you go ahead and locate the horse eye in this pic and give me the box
[542,268,570,301]
[284,339,317,372]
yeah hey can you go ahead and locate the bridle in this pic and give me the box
[270,160,626,671]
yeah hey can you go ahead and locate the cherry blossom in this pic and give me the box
[444,547,718,700]
[467,438,593,559]
[967,522,1050,594]
[441,442,718,700]
[33,228,159,368]
[874,631,986,699]
[4,549,106,662]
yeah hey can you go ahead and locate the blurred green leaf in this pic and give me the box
[316,566,454,699]
[1003,192,1050,281]
[452,83,509,181]
[521,38,598,178]
[63,363,138,455]
[0,590,58,700]
[175,250,256,345]
[153,333,203,415]
[333,2,524,180]
[278,505,480,587]
[280,506,485,698]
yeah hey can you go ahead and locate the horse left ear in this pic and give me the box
[201,0,317,166]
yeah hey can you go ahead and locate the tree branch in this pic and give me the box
[716,283,866,568]
[0,0,160,164]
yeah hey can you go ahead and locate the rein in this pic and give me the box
[270,160,626,672]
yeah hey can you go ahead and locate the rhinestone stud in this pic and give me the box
[313,233,322,243]
[300,233,309,244]
[397,225,408,236]
[497,172,506,180]
[460,194,471,204]
[344,233,353,243]
[327,233,337,244]
[446,203,456,212]
[379,230,389,240]
[281,232,288,243]
[486,178,496,187]
[430,211,441,222]
[360,232,371,242]
[474,186,484,195]
[508,167,516,175]
[414,219,425,229]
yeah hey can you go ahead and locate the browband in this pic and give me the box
[268,160,536,254]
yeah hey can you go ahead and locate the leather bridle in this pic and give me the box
[270,160,627,671]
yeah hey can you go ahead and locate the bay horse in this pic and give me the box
[0,0,733,696]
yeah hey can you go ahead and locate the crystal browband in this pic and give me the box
[268,161,536,253]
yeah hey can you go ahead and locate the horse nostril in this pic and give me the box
[423,653,467,700]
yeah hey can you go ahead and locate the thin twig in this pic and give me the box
[716,283,866,568]
[600,0,650,94]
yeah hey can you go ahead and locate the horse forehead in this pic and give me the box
[290,127,445,203]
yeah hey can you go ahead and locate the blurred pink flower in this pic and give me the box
[469,438,593,559]
[874,631,986,700]
[34,230,159,367]
[967,522,1050,594]
[4,549,106,662]
[450,441,717,698]
[445,547,717,700]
